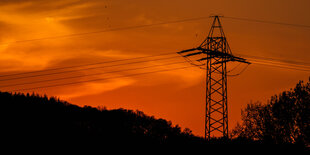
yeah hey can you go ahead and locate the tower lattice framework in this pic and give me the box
[178,15,250,139]
[203,16,229,139]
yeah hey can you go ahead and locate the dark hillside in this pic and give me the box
[0,92,203,145]
[1,91,308,151]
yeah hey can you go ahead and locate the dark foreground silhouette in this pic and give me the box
[1,91,204,145]
[1,88,309,151]
[232,79,310,147]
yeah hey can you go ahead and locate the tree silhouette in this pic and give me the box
[232,78,310,146]
[1,79,309,148]
[0,91,204,145]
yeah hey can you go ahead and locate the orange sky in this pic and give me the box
[0,0,309,137]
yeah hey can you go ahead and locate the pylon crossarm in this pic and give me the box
[211,58,234,64]
[230,56,251,64]
[177,48,198,54]
[197,56,214,62]
[211,56,251,64]
[199,48,230,56]
[201,53,234,61]
[232,58,251,64]
[199,49,237,60]
[178,47,250,65]
[197,55,223,61]
[183,51,204,57]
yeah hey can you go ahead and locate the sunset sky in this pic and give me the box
[0,0,309,137]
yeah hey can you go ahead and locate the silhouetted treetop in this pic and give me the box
[232,78,310,147]
[0,91,201,144]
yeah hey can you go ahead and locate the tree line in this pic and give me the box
[1,91,202,145]
[1,78,309,149]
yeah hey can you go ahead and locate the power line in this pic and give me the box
[4,54,308,89]
[224,16,310,29]
[245,57,310,70]
[9,65,194,92]
[250,60,310,72]
[1,51,307,83]
[227,64,250,77]
[0,55,181,82]
[235,53,310,67]
[4,54,309,92]
[1,15,309,47]
[0,52,177,78]
[233,52,310,72]
[0,61,187,88]
[179,49,310,72]
[227,62,242,73]
[0,16,210,46]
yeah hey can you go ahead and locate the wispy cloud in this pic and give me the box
[58,78,136,99]
[0,0,204,98]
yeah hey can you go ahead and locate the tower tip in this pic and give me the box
[209,14,224,18]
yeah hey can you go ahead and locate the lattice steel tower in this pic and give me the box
[178,15,250,139]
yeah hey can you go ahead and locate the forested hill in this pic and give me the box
[0,92,203,144]
[2,90,309,151]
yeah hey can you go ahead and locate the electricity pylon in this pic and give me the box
[178,15,250,139]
